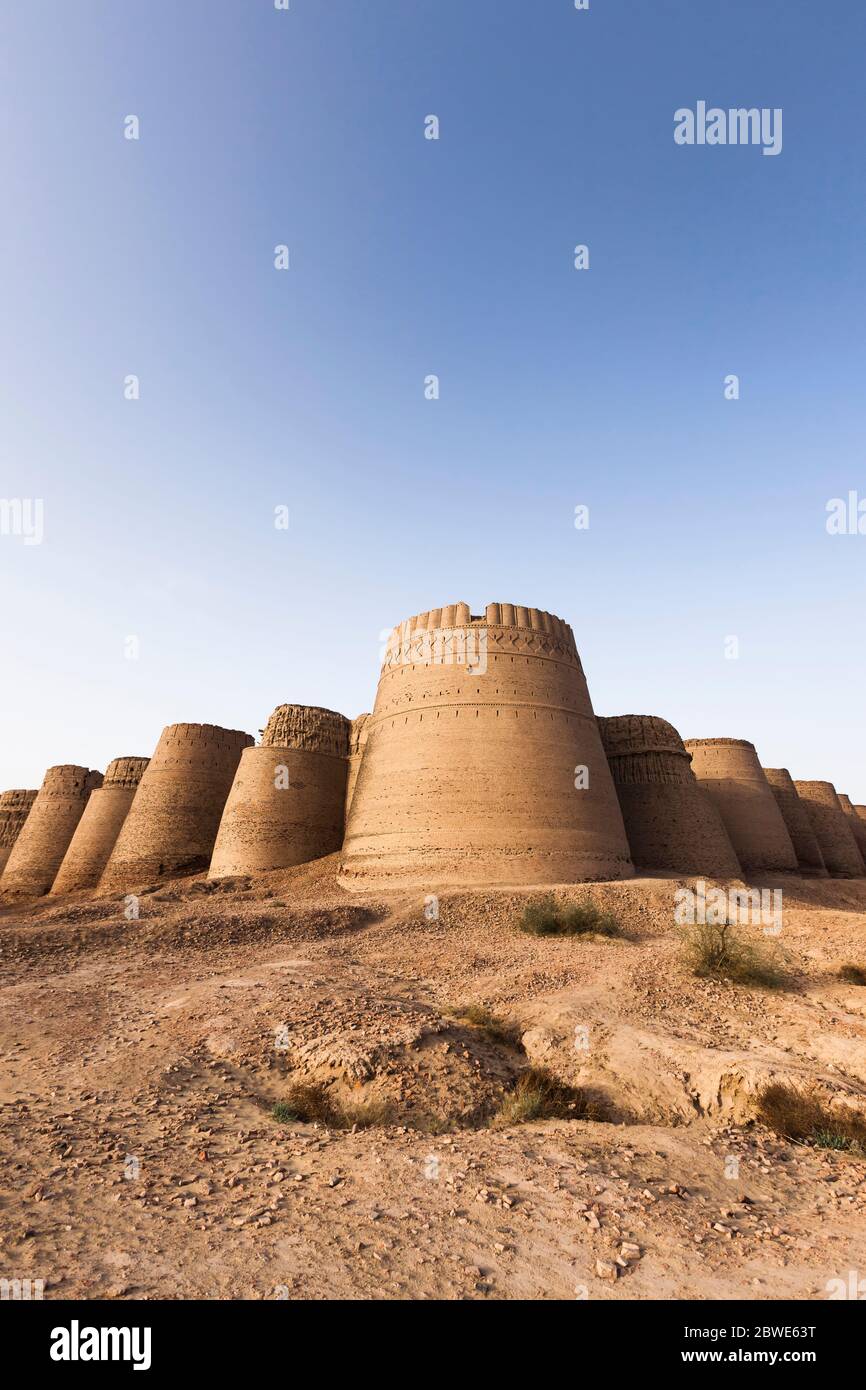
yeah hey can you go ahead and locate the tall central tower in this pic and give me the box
[339,602,633,889]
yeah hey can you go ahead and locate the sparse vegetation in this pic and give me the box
[518,895,620,938]
[272,1081,390,1129]
[444,1003,521,1048]
[756,1083,866,1155]
[492,1067,597,1127]
[838,963,866,985]
[679,920,788,989]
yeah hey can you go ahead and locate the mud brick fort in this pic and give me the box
[3,601,866,898]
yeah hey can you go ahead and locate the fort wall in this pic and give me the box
[792,781,865,877]
[50,757,150,894]
[762,768,828,876]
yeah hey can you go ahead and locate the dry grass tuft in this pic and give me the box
[272,1082,390,1130]
[838,963,866,986]
[444,1003,522,1048]
[756,1083,866,1154]
[492,1067,599,1127]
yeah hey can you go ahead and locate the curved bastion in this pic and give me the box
[793,781,865,877]
[836,792,866,863]
[597,714,741,877]
[208,705,350,878]
[99,724,252,891]
[50,757,150,894]
[683,739,798,874]
[762,768,828,876]
[344,713,370,828]
[339,602,634,890]
[1,766,103,897]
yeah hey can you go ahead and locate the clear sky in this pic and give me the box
[1,0,865,796]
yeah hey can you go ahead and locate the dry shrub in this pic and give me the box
[679,920,788,989]
[838,963,866,985]
[518,896,620,938]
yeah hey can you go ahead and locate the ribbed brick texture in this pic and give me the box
[0,789,37,875]
[339,603,634,889]
[836,793,866,863]
[345,713,370,827]
[598,715,741,877]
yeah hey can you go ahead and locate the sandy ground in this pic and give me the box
[1,858,866,1301]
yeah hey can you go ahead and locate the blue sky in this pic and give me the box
[1,0,865,795]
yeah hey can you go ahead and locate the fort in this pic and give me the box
[339,603,634,889]
[836,793,866,862]
[4,602,865,898]
[0,766,103,897]
[762,768,827,876]
[99,724,252,891]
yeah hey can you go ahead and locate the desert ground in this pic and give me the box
[1,859,865,1301]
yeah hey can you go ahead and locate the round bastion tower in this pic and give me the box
[339,603,634,889]
[50,756,150,894]
[597,715,742,878]
[836,792,866,864]
[99,724,253,891]
[793,781,865,878]
[208,705,350,878]
[683,739,798,874]
[0,766,103,898]
[762,768,827,876]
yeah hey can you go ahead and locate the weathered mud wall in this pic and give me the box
[0,789,38,876]
[345,713,370,828]
[762,768,828,876]
[836,793,866,863]
[792,781,865,878]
